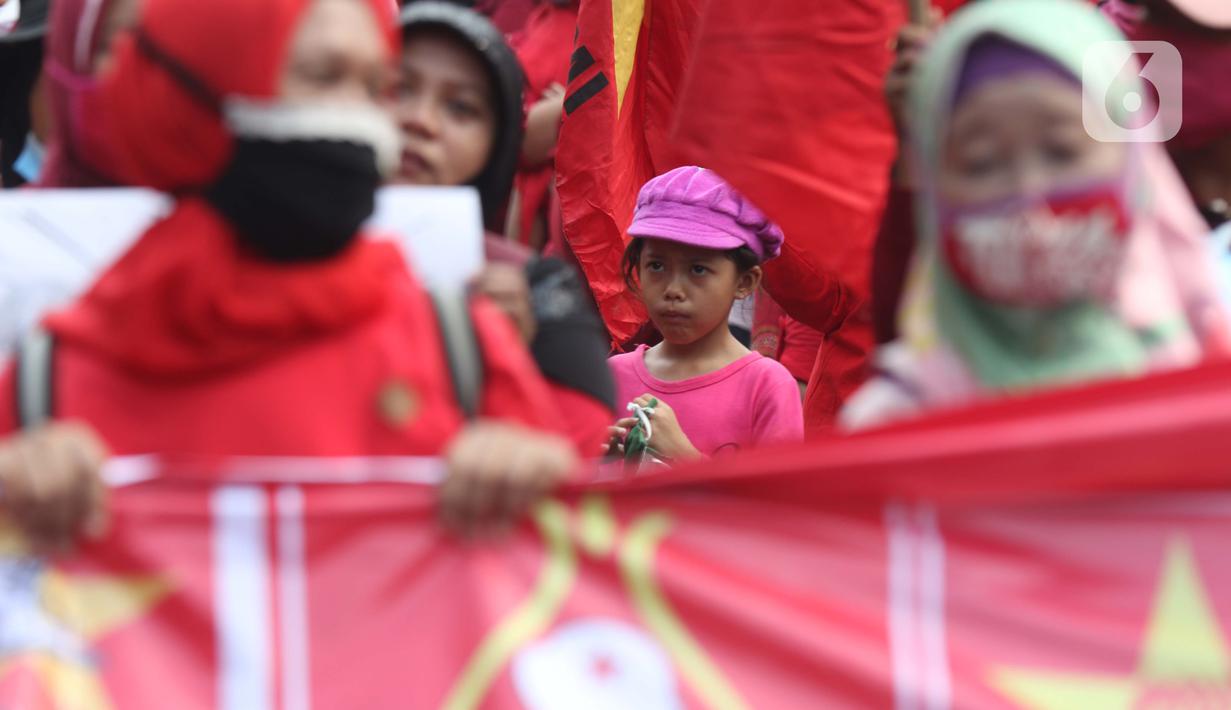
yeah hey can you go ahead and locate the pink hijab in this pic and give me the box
[38,0,125,187]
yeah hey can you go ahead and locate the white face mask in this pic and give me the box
[223,98,402,179]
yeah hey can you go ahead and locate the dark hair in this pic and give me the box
[621,238,760,291]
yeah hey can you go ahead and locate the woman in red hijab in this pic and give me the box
[0,0,576,547]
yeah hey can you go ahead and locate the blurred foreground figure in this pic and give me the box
[0,0,577,547]
[842,0,1231,429]
[873,0,1231,347]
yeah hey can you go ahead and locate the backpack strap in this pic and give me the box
[429,287,483,420]
[15,327,54,430]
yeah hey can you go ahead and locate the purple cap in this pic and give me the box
[627,166,784,262]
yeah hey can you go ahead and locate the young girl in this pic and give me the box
[842,0,1231,430]
[607,166,804,461]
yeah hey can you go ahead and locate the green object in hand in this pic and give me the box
[623,397,659,468]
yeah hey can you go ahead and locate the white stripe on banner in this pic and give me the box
[917,506,951,710]
[101,455,446,487]
[277,486,311,710]
[885,502,951,710]
[886,503,921,710]
[212,486,274,710]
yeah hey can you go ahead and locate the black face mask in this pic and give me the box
[206,137,382,262]
[130,30,399,261]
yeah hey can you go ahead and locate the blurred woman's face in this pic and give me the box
[279,0,390,105]
[390,32,496,186]
[939,74,1126,206]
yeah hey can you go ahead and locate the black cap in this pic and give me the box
[399,1,525,231]
[0,0,49,44]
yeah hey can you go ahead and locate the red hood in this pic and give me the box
[46,198,406,378]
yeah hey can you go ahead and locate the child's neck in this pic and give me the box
[645,322,750,382]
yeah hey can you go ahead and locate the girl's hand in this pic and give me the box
[440,422,577,538]
[0,422,109,554]
[631,395,702,463]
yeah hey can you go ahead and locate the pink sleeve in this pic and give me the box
[750,362,805,446]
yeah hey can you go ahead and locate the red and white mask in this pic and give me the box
[941,184,1135,308]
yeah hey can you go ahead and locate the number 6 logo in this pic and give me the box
[1083,41,1183,143]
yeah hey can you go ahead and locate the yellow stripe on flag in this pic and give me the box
[621,513,751,710]
[441,501,578,710]
[612,0,645,112]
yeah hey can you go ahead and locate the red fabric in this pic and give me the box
[780,320,823,383]
[474,0,539,35]
[550,384,614,456]
[671,0,903,431]
[752,291,824,383]
[871,184,917,345]
[45,200,400,377]
[751,291,786,358]
[509,2,577,246]
[802,308,874,437]
[933,0,969,15]
[6,362,1231,707]
[0,208,563,455]
[97,0,398,191]
[556,0,702,345]
[39,0,122,187]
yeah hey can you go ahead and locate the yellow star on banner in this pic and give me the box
[0,523,172,710]
[990,537,1231,708]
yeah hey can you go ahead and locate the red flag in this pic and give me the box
[671,0,905,431]
[555,0,701,345]
[5,363,1231,707]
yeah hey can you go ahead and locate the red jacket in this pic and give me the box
[0,200,565,457]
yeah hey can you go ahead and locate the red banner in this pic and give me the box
[4,362,1231,709]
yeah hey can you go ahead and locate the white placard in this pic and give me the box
[0,0,21,35]
[0,186,483,353]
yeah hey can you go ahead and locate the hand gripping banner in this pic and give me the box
[4,361,1231,708]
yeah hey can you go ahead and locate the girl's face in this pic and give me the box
[939,74,1126,207]
[279,0,390,104]
[637,240,759,346]
[390,32,496,186]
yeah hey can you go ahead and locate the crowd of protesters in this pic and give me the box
[0,0,1228,550]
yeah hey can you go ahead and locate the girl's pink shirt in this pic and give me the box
[609,344,804,456]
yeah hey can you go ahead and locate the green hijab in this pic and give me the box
[905,0,1172,391]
